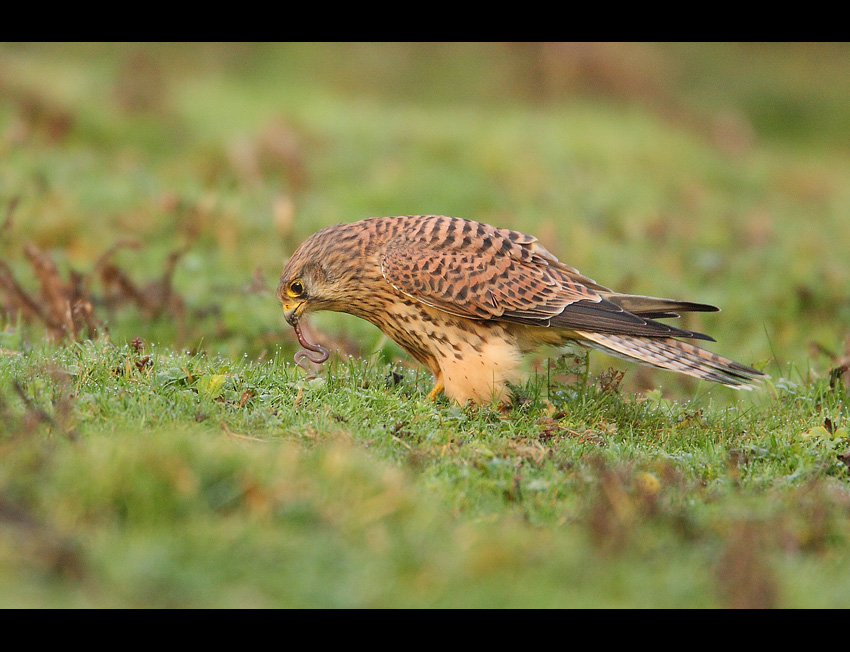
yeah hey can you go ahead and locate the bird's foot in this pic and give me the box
[426,378,444,401]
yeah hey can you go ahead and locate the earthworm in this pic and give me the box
[293,321,329,373]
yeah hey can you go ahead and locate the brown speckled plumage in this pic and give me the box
[278,215,763,404]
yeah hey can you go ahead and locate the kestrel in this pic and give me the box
[278,215,763,404]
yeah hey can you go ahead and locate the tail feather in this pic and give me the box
[575,331,765,389]
[606,294,720,317]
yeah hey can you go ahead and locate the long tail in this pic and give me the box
[575,331,765,389]
[605,293,720,320]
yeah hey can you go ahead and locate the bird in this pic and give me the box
[277,215,764,405]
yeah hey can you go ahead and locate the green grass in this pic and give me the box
[2,341,849,607]
[2,43,850,607]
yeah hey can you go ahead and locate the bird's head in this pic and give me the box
[277,224,365,326]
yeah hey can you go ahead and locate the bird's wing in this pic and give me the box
[380,235,713,341]
[381,244,596,322]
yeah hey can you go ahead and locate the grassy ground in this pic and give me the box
[1,43,850,607]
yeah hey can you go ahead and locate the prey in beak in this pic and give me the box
[282,300,306,327]
[278,292,329,371]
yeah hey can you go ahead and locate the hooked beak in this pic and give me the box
[282,300,307,326]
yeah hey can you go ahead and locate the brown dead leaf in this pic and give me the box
[0,243,102,341]
[96,243,187,332]
[1,238,190,344]
[0,259,50,325]
[597,367,625,394]
[807,334,850,389]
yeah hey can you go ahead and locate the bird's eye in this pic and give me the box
[287,279,305,298]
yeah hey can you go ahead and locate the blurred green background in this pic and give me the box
[2,42,849,390]
[3,43,850,609]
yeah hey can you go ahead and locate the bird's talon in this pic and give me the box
[427,380,444,401]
